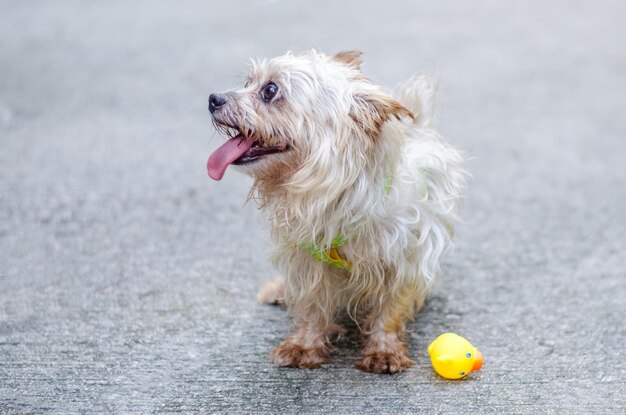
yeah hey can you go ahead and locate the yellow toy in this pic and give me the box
[428,333,483,379]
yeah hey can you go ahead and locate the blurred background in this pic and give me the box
[1,1,624,413]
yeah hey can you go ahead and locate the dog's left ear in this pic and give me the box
[350,90,414,137]
[330,50,363,70]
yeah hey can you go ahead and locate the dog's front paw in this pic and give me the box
[355,351,414,374]
[270,341,330,369]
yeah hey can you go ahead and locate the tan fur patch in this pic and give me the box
[355,350,414,374]
[330,50,363,69]
[270,341,330,369]
[350,93,414,138]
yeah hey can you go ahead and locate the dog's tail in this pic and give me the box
[396,75,437,129]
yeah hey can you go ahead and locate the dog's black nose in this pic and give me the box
[208,93,227,113]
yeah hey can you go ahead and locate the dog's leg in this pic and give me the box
[269,263,342,369]
[355,290,418,374]
[257,276,285,305]
[270,319,334,369]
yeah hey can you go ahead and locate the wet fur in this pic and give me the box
[211,50,465,373]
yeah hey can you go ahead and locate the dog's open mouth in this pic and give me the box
[207,126,290,181]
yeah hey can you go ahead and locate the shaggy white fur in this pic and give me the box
[207,50,465,373]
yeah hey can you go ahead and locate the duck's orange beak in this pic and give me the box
[472,349,483,372]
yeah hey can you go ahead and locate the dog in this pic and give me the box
[207,50,465,373]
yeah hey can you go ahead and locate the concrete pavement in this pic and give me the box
[1,1,625,413]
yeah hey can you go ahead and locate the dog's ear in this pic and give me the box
[330,50,363,70]
[350,90,414,137]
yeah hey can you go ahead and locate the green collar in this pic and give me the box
[298,235,352,270]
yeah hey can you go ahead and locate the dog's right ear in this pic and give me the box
[330,50,363,70]
[350,90,414,138]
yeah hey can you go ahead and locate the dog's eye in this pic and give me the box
[261,82,279,102]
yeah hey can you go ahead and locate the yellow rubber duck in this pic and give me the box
[428,333,483,379]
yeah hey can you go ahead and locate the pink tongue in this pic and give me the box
[207,134,255,180]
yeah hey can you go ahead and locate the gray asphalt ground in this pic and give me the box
[1,0,625,413]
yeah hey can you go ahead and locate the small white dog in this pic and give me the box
[207,50,465,373]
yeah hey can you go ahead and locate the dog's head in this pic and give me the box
[207,50,412,192]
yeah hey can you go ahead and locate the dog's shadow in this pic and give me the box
[330,317,366,365]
